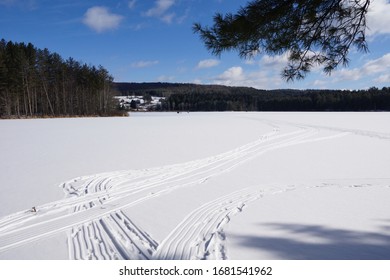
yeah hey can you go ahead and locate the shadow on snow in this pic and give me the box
[231,222,390,260]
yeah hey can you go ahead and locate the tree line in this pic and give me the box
[115,82,390,112]
[113,82,251,97]
[0,39,123,118]
[161,87,390,112]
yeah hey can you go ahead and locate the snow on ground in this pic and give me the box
[0,112,389,260]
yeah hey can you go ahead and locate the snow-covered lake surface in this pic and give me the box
[0,112,389,260]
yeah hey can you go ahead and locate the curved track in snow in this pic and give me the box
[0,119,353,259]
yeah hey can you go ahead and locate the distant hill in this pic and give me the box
[114,82,199,92]
[113,82,262,97]
[113,82,390,112]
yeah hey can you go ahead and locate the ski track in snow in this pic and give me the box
[153,188,263,260]
[2,118,383,260]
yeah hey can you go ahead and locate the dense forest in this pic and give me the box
[163,87,390,111]
[114,82,390,112]
[0,39,122,118]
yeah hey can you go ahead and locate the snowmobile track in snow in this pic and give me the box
[0,120,352,259]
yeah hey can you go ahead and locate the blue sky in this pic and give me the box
[1,0,390,90]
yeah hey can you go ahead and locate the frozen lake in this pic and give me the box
[0,112,389,259]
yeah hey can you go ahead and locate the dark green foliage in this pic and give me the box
[0,39,122,118]
[162,86,390,112]
[114,82,390,112]
[194,0,370,81]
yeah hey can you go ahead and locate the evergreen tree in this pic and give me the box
[194,0,370,81]
[0,39,122,118]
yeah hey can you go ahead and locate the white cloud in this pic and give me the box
[161,13,175,24]
[213,53,290,88]
[334,53,390,82]
[157,75,175,82]
[128,0,136,9]
[145,0,176,23]
[197,59,220,69]
[146,0,175,17]
[364,53,390,73]
[244,59,257,65]
[214,66,284,89]
[215,67,245,84]
[367,0,390,36]
[260,53,289,68]
[374,74,390,83]
[131,60,159,68]
[176,9,189,24]
[131,23,145,31]
[244,53,290,70]
[336,68,362,81]
[83,6,123,33]
[313,80,328,87]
